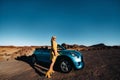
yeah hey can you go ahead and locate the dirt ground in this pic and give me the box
[0,48,120,80]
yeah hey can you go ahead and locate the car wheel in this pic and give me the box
[59,59,72,73]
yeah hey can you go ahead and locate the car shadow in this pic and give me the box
[15,56,49,77]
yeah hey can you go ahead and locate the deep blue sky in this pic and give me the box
[0,0,120,46]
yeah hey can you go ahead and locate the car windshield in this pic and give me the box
[57,44,66,50]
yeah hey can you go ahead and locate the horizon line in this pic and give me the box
[0,43,120,47]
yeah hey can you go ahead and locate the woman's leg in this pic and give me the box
[45,71,51,78]
[49,56,57,72]
[45,56,56,78]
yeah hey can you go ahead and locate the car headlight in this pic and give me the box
[70,52,79,58]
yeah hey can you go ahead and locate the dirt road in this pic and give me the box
[0,48,120,80]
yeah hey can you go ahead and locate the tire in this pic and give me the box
[59,59,72,73]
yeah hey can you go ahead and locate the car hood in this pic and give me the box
[59,49,82,56]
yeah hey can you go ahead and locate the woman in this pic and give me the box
[45,36,59,78]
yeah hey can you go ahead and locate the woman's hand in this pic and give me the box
[56,53,59,56]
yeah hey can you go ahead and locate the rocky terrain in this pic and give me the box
[0,46,36,61]
[0,44,120,80]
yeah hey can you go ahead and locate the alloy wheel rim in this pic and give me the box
[61,61,69,72]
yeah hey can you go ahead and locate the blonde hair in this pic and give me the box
[51,36,56,41]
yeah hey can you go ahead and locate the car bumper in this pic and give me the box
[70,56,84,69]
[73,61,84,69]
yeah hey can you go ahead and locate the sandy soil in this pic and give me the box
[0,47,35,61]
[0,48,120,80]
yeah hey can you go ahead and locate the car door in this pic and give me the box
[34,49,43,61]
[39,49,51,63]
